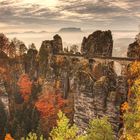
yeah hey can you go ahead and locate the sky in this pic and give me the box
[0,0,140,33]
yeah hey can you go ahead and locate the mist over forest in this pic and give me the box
[6,30,138,57]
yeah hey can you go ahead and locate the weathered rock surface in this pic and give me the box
[127,41,140,58]
[127,33,140,58]
[81,30,113,57]
[45,53,128,137]
[0,78,9,116]
[73,60,128,137]
[53,34,63,54]
[38,35,63,77]
[40,34,63,55]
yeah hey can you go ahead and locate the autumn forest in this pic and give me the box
[0,30,140,140]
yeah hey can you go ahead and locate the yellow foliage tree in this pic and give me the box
[120,61,140,140]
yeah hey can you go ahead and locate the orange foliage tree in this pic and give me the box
[35,84,67,135]
[121,102,129,112]
[17,74,32,101]
[35,93,66,118]
[4,134,14,140]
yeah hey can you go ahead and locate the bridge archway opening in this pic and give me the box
[113,61,122,76]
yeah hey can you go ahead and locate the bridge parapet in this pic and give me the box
[54,53,137,77]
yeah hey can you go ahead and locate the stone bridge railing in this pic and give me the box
[55,53,139,64]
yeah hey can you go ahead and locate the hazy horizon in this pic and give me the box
[5,30,137,57]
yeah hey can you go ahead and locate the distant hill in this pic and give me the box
[6,32,20,35]
[59,27,82,33]
[39,31,48,33]
[24,31,48,34]
[6,31,48,34]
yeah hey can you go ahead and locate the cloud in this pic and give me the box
[57,0,140,29]
[0,0,139,32]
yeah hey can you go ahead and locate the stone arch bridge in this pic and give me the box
[55,53,138,64]
[55,53,138,76]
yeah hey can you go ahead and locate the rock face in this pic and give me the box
[0,78,9,116]
[40,34,63,54]
[53,34,63,54]
[73,60,128,136]
[81,30,113,57]
[127,33,140,58]
[127,41,140,58]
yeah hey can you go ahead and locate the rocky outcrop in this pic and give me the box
[0,78,9,116]
[53,34,63,54]
[37,32,128,137]
[40,34,63,55]
[127,33,140,58]
[38,35,63,77]
[127,41,140,58]
[81,30,113,57]
[73,60,128,137]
